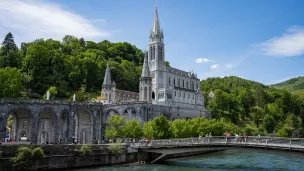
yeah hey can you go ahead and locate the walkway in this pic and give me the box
[131,136,304,163]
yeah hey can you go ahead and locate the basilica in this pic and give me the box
[100,7,205,112]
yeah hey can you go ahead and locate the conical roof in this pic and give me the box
[141,53,150,77]
[103,62,112,85]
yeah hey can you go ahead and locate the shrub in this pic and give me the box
[74,145,93,156]
[108,139,124,156]
[277,129,289,137]
[10,146,45,171]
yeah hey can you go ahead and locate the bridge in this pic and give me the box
[131,136,304,163]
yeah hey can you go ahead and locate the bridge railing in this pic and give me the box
[134,136,304,150]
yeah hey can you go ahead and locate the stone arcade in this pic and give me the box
[0,7,210,144]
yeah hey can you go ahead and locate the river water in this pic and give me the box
[74,149,304,171]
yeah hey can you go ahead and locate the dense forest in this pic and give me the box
[272,76,304,101]
[1,32,304,136]
[201,76,304,136]
[0,32,145,100]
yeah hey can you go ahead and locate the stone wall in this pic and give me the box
[0,144,139,171]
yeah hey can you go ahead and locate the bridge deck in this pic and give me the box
[130,136,304,163]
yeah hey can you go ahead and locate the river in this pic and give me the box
[73,149,304,171]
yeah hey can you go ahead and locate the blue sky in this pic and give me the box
[1,0,304,85]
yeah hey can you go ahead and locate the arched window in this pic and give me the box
[173,78,175,86]
[144,87,147,100]
[178,79,180,86]
[175,91,176,96]
[169,77,171,85]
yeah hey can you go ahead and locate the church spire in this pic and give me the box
[141,51,150,77]
[103,62,112,86]
[152,6,161,35]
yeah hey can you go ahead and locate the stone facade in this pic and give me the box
[0,6,210,145]
[101,7,205,111]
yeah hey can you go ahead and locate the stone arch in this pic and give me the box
[38,107,57,144]
[75,109,93,144]
[123,107,136,120]
[104,108,120,122]
[6,108,33,142]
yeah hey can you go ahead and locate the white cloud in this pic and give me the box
[225,63,232,68]
[210,64,219,69]
[195,58,214,63]
[256,26,304,57]
[0,0,111,45]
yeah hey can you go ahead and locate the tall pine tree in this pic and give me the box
[0,32,20,68]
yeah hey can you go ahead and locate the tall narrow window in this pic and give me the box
[144,87,147,100]
[174,78,175,86]
[169,77,171,85]
[183,80,184,88]
[149,46,152,61]
[149,87,152,100]
[187,81,189,89]
[159,45,162,61]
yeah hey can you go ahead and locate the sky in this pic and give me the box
[1,0,304,85]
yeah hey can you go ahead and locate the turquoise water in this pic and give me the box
[74,149,304,171]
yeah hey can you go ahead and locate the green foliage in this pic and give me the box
[7,115,13,129]
[164,61,170,67]
[201,76,304,135]
[43,86,58,99]
[11,146,45,171]
[108,139,124,156]
[0,32,20,68]
[277,127,292,137]
[123,119,143,138]
[0,33,144,98]
[263,115,276,133]
[74,145,93,156]
[143,115,172,139]
[0,67,23,98]
[105,115,126,138]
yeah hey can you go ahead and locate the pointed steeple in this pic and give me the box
[103,62,112,86]
[151,6,162,36]
[141,51,150,77]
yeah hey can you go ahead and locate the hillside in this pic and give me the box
[272,76,304,100]
[200,76,304,135]
[272,76,304,92]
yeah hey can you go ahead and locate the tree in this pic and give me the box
[250,106,264,127]
[143,121,154,139]
[105,115,126,138]
[171,119,189,138]
[263,114,276,133]
[0,67,23,98]
[151,115,172,139]
[123,119,143,138]
[164,61,170,67]
[0,32,19,68]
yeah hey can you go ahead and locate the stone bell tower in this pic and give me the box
[139,52,152,102]
[101,62,116,104]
